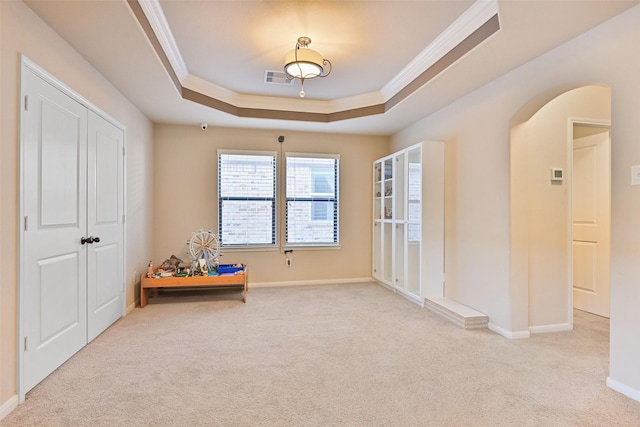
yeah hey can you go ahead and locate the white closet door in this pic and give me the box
[87,111,124,342]
[22,70,88,392]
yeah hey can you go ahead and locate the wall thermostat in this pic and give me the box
[551,168,564,182]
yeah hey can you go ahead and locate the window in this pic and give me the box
[218,151,276,246]
[286,154,339,245]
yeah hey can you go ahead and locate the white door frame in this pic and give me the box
[18,55,127,402]
[566,117,611,329]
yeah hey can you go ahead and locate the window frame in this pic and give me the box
[217,149,278,249]
[284,152,340,247]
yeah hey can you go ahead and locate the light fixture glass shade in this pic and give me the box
[284,47,325,79]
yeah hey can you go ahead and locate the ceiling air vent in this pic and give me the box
[264,70,294,85]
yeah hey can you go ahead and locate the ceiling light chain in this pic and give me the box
[284,36,331,98]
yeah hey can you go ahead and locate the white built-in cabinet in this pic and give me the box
[372,141,444,306]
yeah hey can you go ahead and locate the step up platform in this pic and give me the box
[425,297,488,329]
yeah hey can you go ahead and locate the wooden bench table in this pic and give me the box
[140,265,247,307]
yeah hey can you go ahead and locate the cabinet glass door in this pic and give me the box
[407,147,422,229]
[373,222,381,280]
[407,146,422,297]
[407,240,420,296]
[383,222,393,284]
[373,160,384,282]
[374,161,382,220]
[395,223,406,291]
[383,158,393,219]
[394,152,405,221]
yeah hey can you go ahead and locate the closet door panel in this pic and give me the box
[87,111,124,342]
[22,69,88,393]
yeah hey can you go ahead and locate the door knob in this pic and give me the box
[93,236,101,243]
[81,236,98,244]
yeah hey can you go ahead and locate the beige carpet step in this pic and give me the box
[425,297,488,329]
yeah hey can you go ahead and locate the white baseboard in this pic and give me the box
[529,323,571,334]
[607,377,640,402]
[250,277,374,288]
[490,322,570,338]
[0,395,18,421]
[488,322,530,339]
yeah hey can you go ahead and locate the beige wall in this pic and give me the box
[392,4,640,397]
[0,0,154,408]
[153,124,389,284]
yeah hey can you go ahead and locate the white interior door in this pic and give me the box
[87,111,124,342]
[22,70,88,392]
[572,125,611,318]
[21,63,125,394]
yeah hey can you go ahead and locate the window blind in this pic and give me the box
[285,154,339,245]
[218,152,276,246]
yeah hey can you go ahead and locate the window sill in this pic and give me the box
[283,245,342,251]
[221,246,279,253]
[220,245,342,253]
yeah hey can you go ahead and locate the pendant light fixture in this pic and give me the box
[284,37,331,98]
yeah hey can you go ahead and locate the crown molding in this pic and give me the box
[137,0,188,82]
[382,0,500,100]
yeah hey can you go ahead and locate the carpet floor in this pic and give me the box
[2,282,640,426]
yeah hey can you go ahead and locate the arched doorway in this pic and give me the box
[510,85,611,333]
